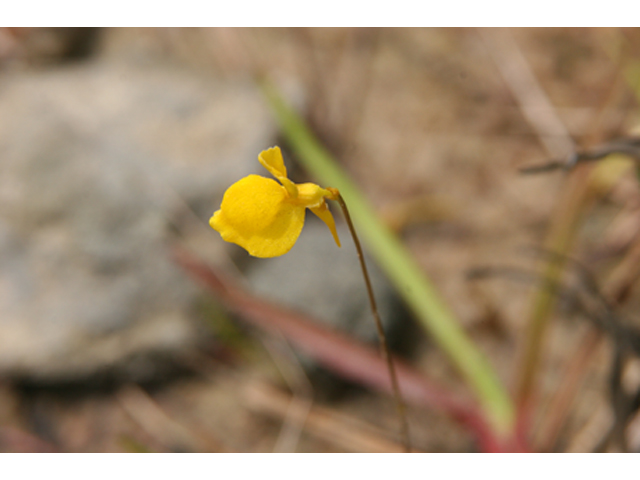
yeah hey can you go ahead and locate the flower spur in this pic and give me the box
[210,146,341,258]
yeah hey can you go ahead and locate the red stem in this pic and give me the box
[173,246,515,451]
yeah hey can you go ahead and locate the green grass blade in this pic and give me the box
[261,81,514,434]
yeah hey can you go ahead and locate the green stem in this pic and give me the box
[262,80,514,435]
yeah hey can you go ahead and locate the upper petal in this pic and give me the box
[210,174,306,258]
[258,146,288,180]
[258,146,298,198]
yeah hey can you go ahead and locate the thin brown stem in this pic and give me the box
[331,190,411,452]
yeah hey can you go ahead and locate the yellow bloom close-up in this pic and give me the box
[210,146,341,258]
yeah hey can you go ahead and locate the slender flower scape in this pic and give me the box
[210,146,341,258]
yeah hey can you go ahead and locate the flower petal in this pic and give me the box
[296,182,332,209]
[310,202,341,248]
[258,146,288,180]
[210,175,306,258]
[258,146,298,198]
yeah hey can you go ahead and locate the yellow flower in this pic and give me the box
[210,146,341,258]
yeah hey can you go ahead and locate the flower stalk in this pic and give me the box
[330,188,411,452]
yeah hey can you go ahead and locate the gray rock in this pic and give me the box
[244,219,408,354]
[0,60,276,380]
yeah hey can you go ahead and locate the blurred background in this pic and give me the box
[0,27,640,452]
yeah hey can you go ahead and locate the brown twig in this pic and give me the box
[519,137,640,175]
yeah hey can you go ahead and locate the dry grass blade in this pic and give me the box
[243,380,409,453]
[479,28,575,158]
[533,329,604,451]
[261,335,314,453]
[117,384,227,453]
[544,210,640,452]
[471,245,640,451]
